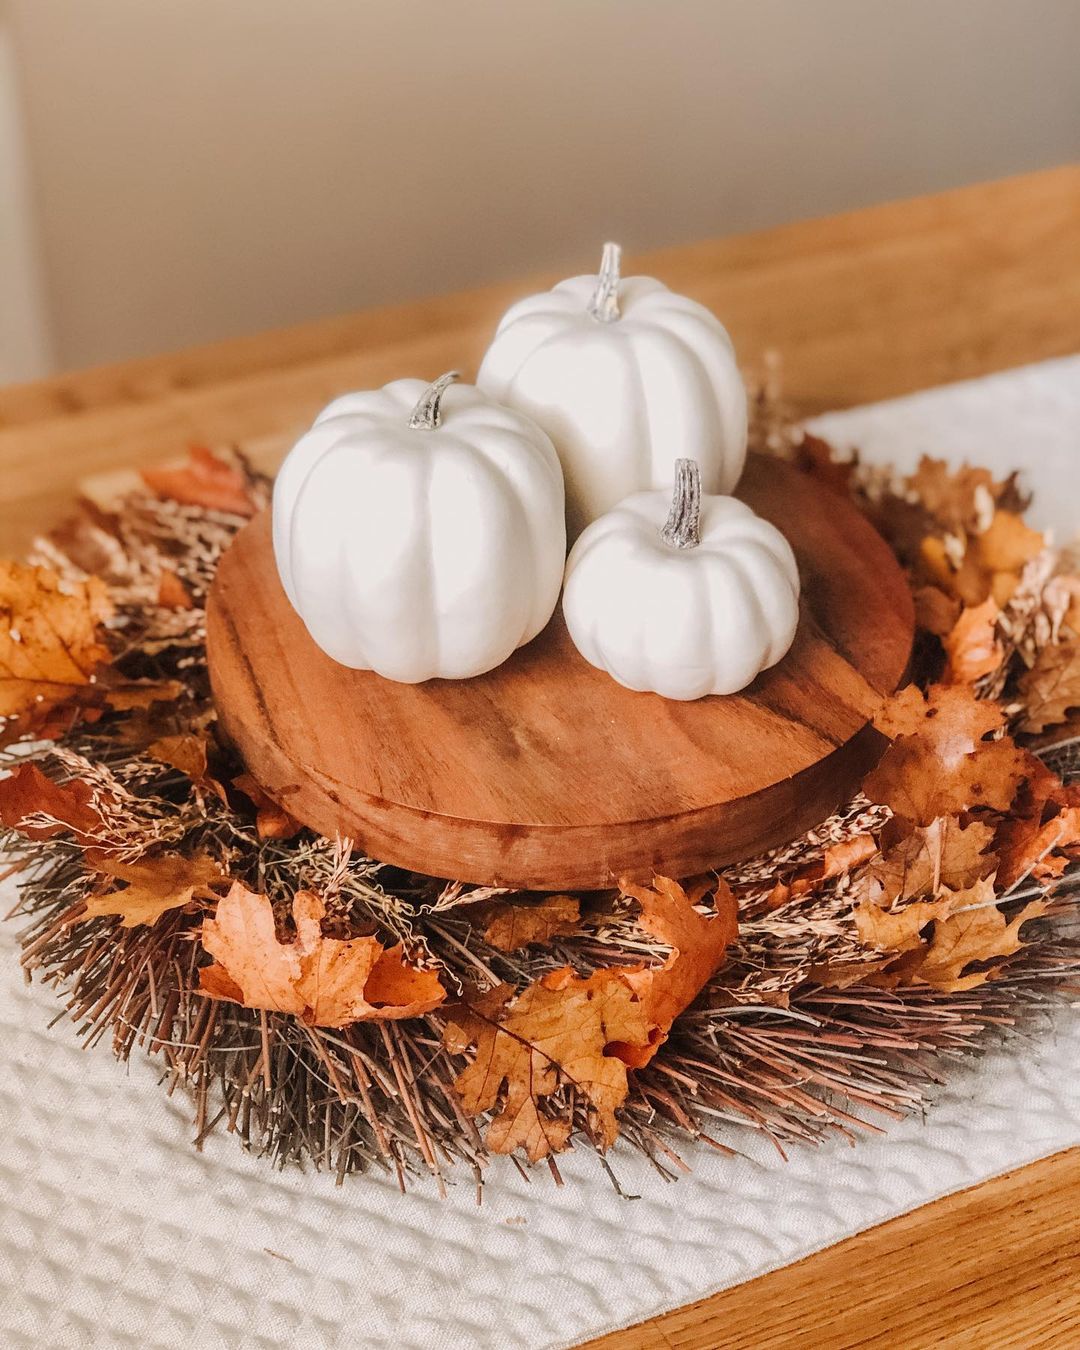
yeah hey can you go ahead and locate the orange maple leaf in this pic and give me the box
[83,852,225,928]
[142,446,256,517]
[199,883,445,1028]
[855,874,1048,993]
[0,561,113,724]
[0,762,102,840]
[482,894,581,951]
[864,685,1027,826]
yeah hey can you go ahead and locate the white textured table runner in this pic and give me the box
[3,355,1080,1350]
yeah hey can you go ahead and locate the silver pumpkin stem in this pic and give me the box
[660,459,702,550]
[587,242,622,323]
[408,371,460,429]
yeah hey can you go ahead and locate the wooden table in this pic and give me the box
[3,165,1079,1348]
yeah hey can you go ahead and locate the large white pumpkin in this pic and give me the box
[272,373,566,682]
[477,243,747,540]
[562,459,800,700]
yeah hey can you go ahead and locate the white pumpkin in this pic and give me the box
[272,372,566,682]
[562,459,800,700]
[477,242,747,540]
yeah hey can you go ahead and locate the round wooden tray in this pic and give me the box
[207,454,914,889]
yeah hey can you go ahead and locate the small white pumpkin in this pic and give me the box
[562,459,800,700]
[272,372,566,682]
[477,243,747,540]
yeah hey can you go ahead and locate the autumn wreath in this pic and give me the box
[3,379,1079,1193]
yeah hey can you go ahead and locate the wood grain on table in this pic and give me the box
[2,165,1079,1348]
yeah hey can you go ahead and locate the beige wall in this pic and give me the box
[8,0,1080,372]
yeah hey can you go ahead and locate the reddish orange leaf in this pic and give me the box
[156,570,194,609]
[200,884,445,1028]
[613,876,739,1067]
[142,446,256,517]
[232,773,303,840]
[0,763,101,840]
[789,834,878,897]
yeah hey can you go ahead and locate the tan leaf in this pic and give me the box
[0,561,113,720]
[855,894,955,955]
[148,733,229,803]
[199,884,445,1028]
[614,876,739,1067]
[913,897,1049,993]
[101,678,186,712]
[0,762,101,840]
[905,457,1004,534]
[142,446,256,517]
[83,852,224,927]
[232,772,303,840]
[789,834,878,897]
[942,599,1003,685]
[1017,639,1080,734]
[482,894,581,951]
[865,685,1027,826]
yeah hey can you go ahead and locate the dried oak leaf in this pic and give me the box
[942,598,1003,685]
[1016,639,1080,734]
[448,969,650,1162]
[100,677,187,712]
[788,834,878,897]
[141,446,256,517]
[905,457,1005,534]
[200,883,445,1028]
[231,773,303,840]
[913,892,1050,993]
[855,816,996,908]
[449,878,735,1159]
[0,762,101,840]
[864,684,1027,826]
[0,561,113,722]
[482,894,581,951]
[856,875,1047,993]
[83,852,225,928]
[614,876,739,1067]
